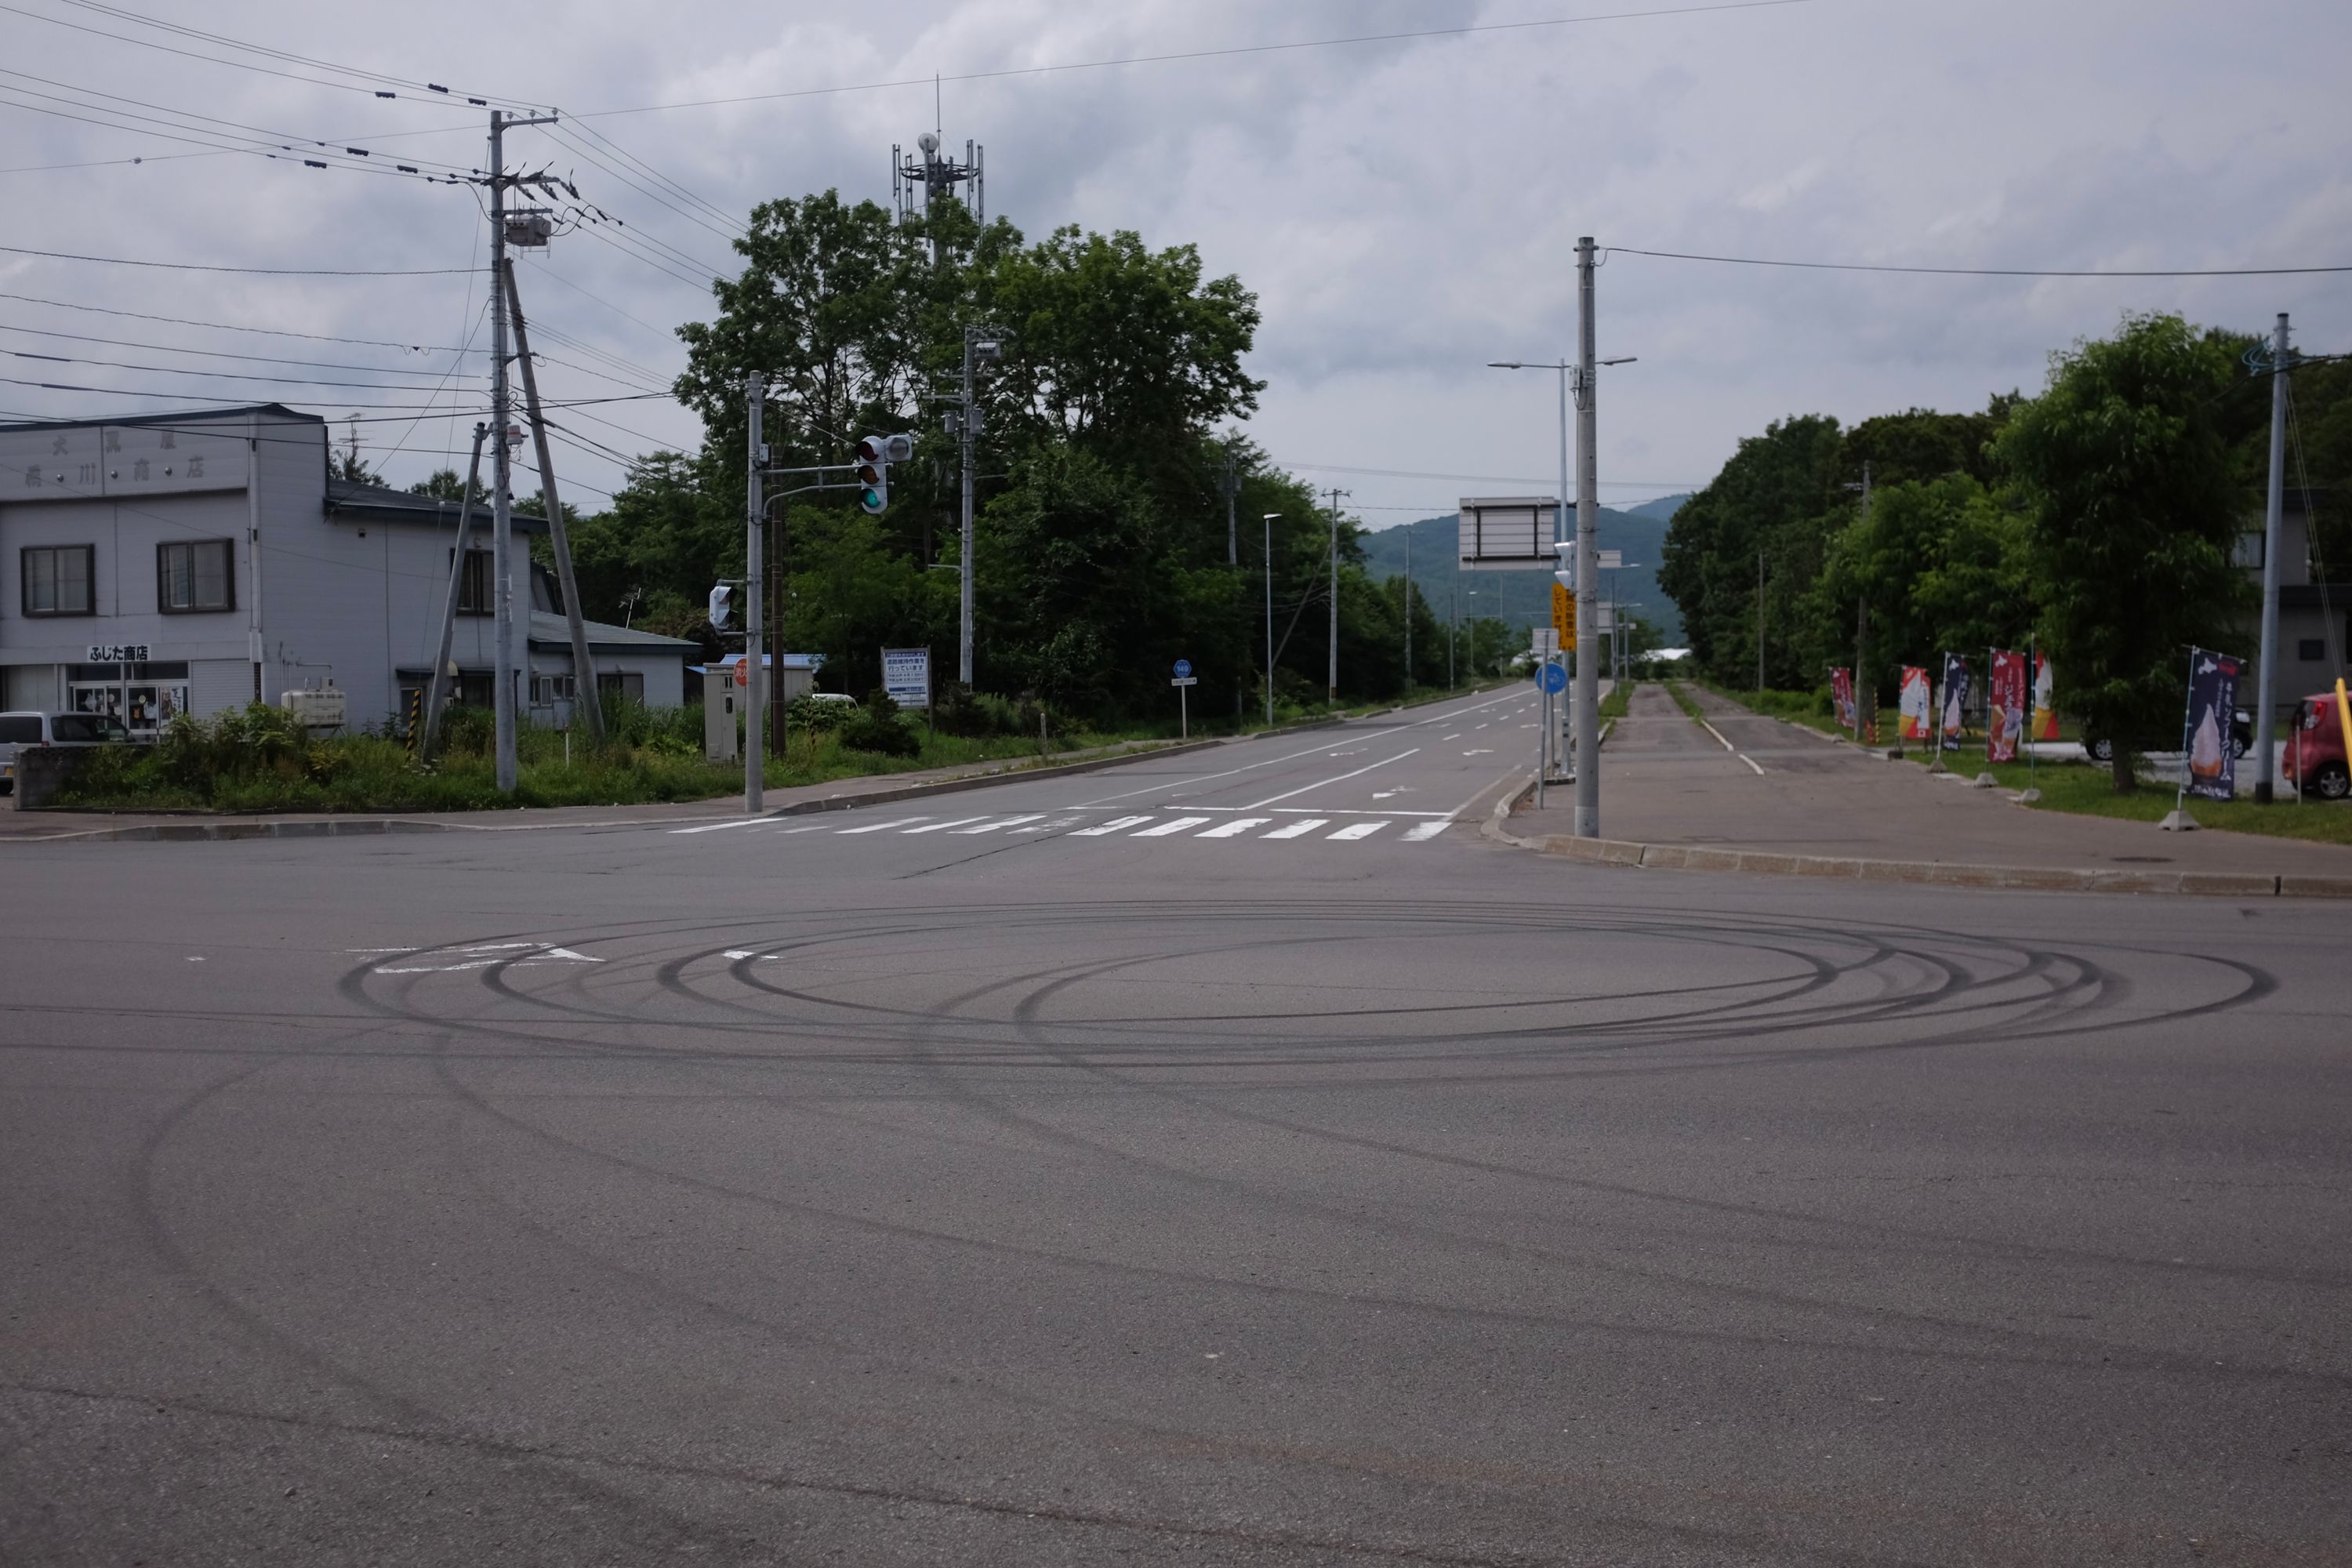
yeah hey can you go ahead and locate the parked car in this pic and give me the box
[0,710,130,794]
[2081,708,2252,764]
[2281,692,2351,801]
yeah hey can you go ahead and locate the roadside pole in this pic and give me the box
[1573,235,1601,837]
[488,110,516,793]
[745,375,764,813]
[2255,313,2290,803]
[420,422,488,755]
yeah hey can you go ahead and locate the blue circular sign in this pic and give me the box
[1173,659,1193,677]
[1540,662,1568,694]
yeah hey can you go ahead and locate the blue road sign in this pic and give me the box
[1539,662,1568,694]
[1173,659,1193,678]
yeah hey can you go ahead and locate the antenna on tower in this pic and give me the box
[892,116,984,267]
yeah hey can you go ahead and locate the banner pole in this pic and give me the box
[2173,648,2198,817]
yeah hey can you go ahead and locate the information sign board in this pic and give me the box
[880,647,931,710]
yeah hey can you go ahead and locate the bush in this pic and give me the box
[837,688,920,756]
[932,681,1022,738]
[786,692,855,733]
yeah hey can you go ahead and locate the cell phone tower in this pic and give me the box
[893,112,984,269]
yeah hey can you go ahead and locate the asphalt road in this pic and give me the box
[5,684,2349,1566]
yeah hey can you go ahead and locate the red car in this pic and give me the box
[2282,691,2351,800]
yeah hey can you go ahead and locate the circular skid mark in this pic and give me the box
[342,901,2264,1080]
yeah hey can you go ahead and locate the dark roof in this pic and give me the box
[0,403,324,434]
[325,476,546,534]
[527,611,695,655]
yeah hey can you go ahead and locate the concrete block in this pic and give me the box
[9,747,93,810]
[2176,873,2284,898]
[2279,875,2352,900]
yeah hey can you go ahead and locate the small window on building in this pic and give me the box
[456,549,494,615]
[2231,531,2264,570]
[22,545,94,616]
[597,670,645,702]
[2301,639,2328,662]
[157,539,235,613]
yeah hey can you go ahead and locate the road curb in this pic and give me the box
[1479,784,2352,899]
[2,736,1227,845]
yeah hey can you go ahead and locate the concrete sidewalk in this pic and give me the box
[1501,683,2352,895]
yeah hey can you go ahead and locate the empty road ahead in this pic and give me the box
[5,687,2348,1566]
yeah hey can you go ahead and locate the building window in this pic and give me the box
[456,549,493,615]
[157,539,235,613]
[2231,531,2264,570]
[597,670,645,702]
[22,545,94,616]
[2301,639,2328,662]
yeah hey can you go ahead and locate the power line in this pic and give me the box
[1278,459,1698,488]
[3,347,477,392]
[1609,246,2352,278]
[0,243,475,275]
[0,320,482,376]
[571,0,1812,119]
[0,290,474,352]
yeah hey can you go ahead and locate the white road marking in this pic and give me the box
[1739,752,1767,775]
[949,814,1046,834]
[1401,821,1450,842]
[900,816,992,833]
[1133,816,1213,837]
[1243,748,1420,809]
[1196,817,1272,837]
[1012,816,1083,833]
[1072,815,1156,836]
[1464,749,1492,756]
[1442,733,1462,740]
[1261,818,1329,839]
[768,822,834,834]
[1327,821,1389,840]
[669,817,766,835]
[837,817,931,833]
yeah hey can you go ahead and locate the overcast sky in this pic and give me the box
[5,0,2347,526]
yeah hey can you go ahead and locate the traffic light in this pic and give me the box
[708,583,732,628]
[852,434,916,515]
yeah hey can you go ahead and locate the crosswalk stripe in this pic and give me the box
[1071,815,1155,837]
[1012,816,1083,833]
[1261,818,1328,840]
[1132,816,1212,837]
[837,816,929,834]
[900,816,991,834]
[1401,821,1450,842]
[1327,821,1388,840]
[951,814,1046,834]
[1195,817,1271,838]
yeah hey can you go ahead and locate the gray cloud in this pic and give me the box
[3,0,2345,523]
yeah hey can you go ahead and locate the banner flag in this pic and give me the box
[2183,648,2242,802]
[1830,667,1855,730]
[2031,651,2059,741]
[1940,653,1972,753]
[1900,666,1932,741]
[1987,650,2027,763]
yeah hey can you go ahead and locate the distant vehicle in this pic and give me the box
[2281,692,2350,801]
[2082,708,2252,764]
[0,710,131,794]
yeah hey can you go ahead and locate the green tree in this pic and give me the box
[1998,312,2252,789]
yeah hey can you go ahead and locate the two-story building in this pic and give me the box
[0,405,693,735]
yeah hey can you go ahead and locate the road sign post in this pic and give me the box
[1172,659,1197,739]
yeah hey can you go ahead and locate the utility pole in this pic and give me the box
[484,107,557,793]
[1326,486,1347,705]
[955,327,998,685]
[1403,521,1413,690]
[1263,510,1276,725]
[503,260,602,744]
[745,373,765,813]
[421,422,488,754]
[1222,442,1238,566]
[1854,461,1871,743]
[1572,236,1601,837]
[1756,550,1767,692]
[1449,579,1457,689]
[2255,312,2290,804]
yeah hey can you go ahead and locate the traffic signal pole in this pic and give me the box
[2254,312,2290,804]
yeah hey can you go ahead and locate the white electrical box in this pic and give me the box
[281,684,347,732]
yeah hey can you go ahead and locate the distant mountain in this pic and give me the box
[1625,492,1692,523]
[1359,506,1684,648]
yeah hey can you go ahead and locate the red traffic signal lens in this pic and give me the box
[855,462,882,485]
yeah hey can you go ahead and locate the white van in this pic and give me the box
[0,710,130,794]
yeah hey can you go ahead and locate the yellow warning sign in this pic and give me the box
[1551,581,1575,644]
